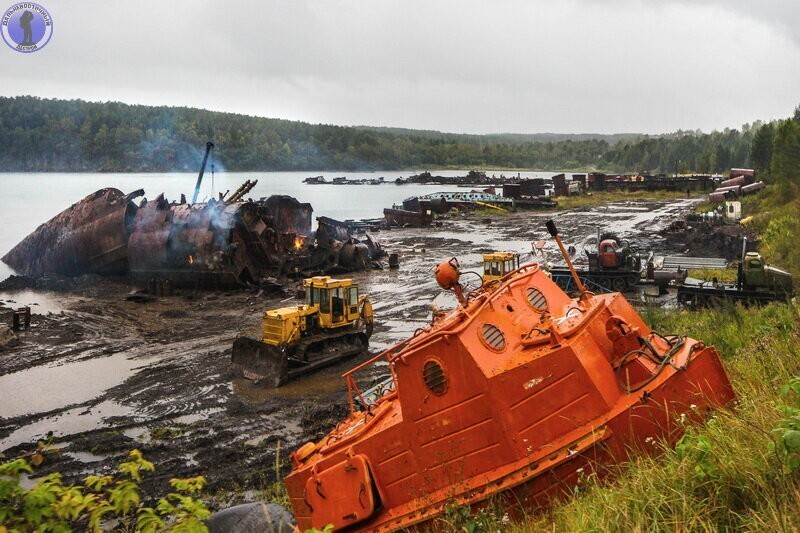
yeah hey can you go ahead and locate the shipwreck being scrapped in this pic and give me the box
[2,186,385,288]
[276,221,735,532]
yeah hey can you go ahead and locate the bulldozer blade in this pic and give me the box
[231,336,289,388]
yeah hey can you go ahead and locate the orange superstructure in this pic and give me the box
[284,245,735,531]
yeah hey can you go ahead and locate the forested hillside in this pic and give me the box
[353,126,646,145]
[0,96,762,173]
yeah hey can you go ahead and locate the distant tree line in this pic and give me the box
[0,95,782,174]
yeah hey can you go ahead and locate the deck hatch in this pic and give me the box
[526,287,548,311]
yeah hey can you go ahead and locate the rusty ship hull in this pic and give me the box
[2,188,143,277]
[3,187,383,288]
[383,207,433,228]
[283,263,735,531]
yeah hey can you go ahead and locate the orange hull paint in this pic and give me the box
[285,263,735,531]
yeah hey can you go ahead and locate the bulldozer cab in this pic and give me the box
[304,276,361,328]
[742,252,766,288]
[742,252,794,292]
[598,239,620,269]
[483,252,520,283]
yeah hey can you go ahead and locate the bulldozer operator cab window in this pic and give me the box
[319,288,330,314]
[348,287,358,313]
[331,287,345,321]
[492,261,501,276]
[308,286,322,307]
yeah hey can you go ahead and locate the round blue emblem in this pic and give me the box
[2,2,53,53]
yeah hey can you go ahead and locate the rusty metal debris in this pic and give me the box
[3,186,388,289]
[315,216,385,271]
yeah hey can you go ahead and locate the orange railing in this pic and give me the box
[343,262,545,414]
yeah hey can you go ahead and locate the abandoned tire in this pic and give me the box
[207,502,296,533]
[611,277,627,292]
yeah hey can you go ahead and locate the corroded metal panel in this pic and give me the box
[2,188,142,276]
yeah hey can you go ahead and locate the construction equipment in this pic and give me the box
[482,251,520,283]
[231,276,374,387]
[549,233,642,292]
[740,252,793,292]
[677,238,794,306]
[271,219,734,532]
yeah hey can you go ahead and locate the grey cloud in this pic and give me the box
[0,0,797,134]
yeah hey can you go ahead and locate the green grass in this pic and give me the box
[696,184,800,290]
[555,190,691,210]
[469,206,511,216]
[692,199,716,213]
[486,302,800,532]
[687,268,738,283]
[397,302,800,532]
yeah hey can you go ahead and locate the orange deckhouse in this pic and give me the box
[284,223,735,532]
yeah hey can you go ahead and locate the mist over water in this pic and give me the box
[0,170,556,280]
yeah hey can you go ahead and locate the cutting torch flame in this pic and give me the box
[188,255,194,265]
[294,237,304,250]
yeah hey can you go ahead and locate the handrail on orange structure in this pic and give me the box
[342,261,545,415]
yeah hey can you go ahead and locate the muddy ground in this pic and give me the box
[0,197,724,505]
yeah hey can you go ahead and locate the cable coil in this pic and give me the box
[616,333,687,393]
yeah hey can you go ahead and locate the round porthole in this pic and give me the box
[526,287,548,311]
[480,323,506,351]
[423,359,447,395]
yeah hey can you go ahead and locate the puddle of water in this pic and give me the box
[0,399,133,451]
[121,426,150,443]
[0,290,72,315]
[66,449,112,463]
[19,474,44,490]
[170,408,225,425]
[118,408,225,444]
[0,353,152,419]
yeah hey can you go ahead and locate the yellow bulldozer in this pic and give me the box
[232,276,374,387]
[482,251,520,283]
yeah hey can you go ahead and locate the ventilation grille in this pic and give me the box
[481,323,506,350]
[423,360,447,395]
[526,287,548,311]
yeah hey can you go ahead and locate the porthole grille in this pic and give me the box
[481,323,506,350]
[526,287,548,311]
[423,360,447,395]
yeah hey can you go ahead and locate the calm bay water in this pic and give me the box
[0,169,557,281]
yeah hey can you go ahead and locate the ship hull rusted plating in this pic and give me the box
[3,188,384,287]
[2,188,143,277]
[284,263,735,532]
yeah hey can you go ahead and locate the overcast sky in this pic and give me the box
[1,0,798,134]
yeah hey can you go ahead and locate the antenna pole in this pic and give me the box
[191,142,214,204]
[546,220,588,296]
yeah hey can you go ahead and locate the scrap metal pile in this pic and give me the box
[2,184,386,288]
